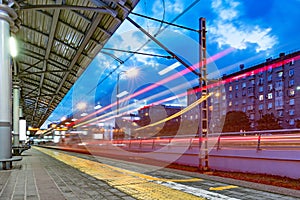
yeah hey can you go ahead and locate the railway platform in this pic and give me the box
[0,146,299,200]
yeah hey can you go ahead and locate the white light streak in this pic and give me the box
[158,62,181,75]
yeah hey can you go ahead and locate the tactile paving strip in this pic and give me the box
[35,147,204,200]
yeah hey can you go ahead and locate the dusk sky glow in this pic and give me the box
[71,52,300,129]
[42,0,300,129]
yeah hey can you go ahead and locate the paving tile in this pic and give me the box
[1,147,299,200]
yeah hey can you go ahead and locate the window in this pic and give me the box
[289,119,295,125]
[275,99,284,108]
[289,109,295,116]
[235,101,239,105]
[259,104,264,110]
[268,84,273,91]
[242,82,246,88]
[257,78,264,85]
[275,90,283,97]
[259,95,264,101]
[275,81,283,89]
[242,99,246,104]
[289,79,294,87]
[229,94,232,99]
[229,101,232,106]
[214,97,220,104]
[251,79,255,85]
[235,93,238,98]
[250,114,255,120]
[248,87,254,96]
[242,90,246,96]
[259,86,263,93]
[229,86,232,91]
[267,74,272,82]
[290,99,295,105]
[268,93,273,99]
[290,59,295,66]
[242,107,246,112]
[222,95,226,100]
[277,71,283,78]
[247,105,253,111]
[289,89,295,97]
[289,69,294,77]
[235,85,239,90]
[268,102,273,109]
[278,110,283,117]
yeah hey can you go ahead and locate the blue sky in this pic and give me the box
[41,0,300,128]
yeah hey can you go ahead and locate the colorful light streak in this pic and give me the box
[135,93,212,131]
[69,47,235,127]
[74,79,197,127]
[71,51,300,130]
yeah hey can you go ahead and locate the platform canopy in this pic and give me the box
[12,0,139,128]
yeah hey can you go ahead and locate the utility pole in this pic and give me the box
[199,17,209,171]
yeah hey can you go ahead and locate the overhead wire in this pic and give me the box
[86,0,202,96]
[44,0,203,126]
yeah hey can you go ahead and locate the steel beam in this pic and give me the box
[39,12,104,127]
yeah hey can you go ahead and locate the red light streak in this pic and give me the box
[74,52,300,128]
[94,55,300,126]
[69,48,235,127]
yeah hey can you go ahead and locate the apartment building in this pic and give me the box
[212,50,300,129]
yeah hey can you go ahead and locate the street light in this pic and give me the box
[115,68,139,139]
[76,102,88,117]
[116,68,139,115]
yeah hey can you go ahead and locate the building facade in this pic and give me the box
[134,105,183,137]
[214,50,300,130]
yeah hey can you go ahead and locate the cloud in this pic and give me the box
[94,0,189,73]
[152,0,185,17]
[209,0,278,52]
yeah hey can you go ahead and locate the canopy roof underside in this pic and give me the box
[12,0,139,128]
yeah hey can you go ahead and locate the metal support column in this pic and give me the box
[0,3,22,169]
[198,17,209,171]
[0,8,12,169]
[13,80,20,147]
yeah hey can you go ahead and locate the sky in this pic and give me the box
[41,0,300,129]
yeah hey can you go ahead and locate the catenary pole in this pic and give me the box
[199,17,209,171]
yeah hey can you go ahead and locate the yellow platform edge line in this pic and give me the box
[209,185,238,191]
[35,147,205,200]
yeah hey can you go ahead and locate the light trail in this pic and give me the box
[73,53,300,129]
[135,93,212,131]
[74,79,198,127]
[69,48,234,127]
